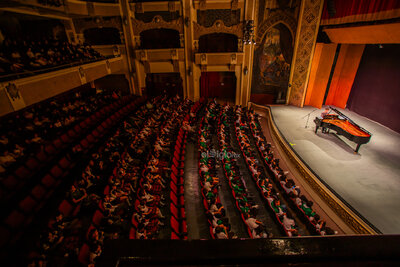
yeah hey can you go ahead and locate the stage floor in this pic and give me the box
[270,105,400,234]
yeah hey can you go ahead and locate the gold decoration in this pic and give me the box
[168,1,176,12]
[199,0,206,10]
[131,16,184,36]
[256,10,297,46]
[5,83,20,101]
[135,3,143,13]
[74,17,122,34]
[78,67,85,78]
[288,0,323,106]
[231,0,239,10]
[193,20,243,40]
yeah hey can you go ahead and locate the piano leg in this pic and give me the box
[355,144,361,153]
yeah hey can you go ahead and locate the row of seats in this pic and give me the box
[131,97,191,240]
[0,96,144,256]
[198,101,239,239]
[127,96,171,241]
[170,98,206,239]
[247,110,336,236]
[235,107,299,237]
[217,105,257,238]
[170,127,188,239]
[0,90,117,176]
[0,95,134,204]
[75,99,158,265]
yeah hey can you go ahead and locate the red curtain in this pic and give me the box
[321,0,400,25]
[325,44,365,109]
[200,72,234,98]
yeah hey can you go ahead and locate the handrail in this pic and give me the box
[0,56,115,83]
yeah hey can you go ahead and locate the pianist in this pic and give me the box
[321,107,330,118]
[320,108,330,133]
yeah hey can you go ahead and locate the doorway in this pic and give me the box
[145,73,183,97]
[200,72,236,103]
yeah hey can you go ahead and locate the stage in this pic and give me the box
[269,105,400,234]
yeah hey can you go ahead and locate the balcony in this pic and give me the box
[135,48,185,62]
[194,52,244,66]
[0,56,125,115]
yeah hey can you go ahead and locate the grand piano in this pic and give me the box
[314,107,372,153]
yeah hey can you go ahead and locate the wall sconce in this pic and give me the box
[188,67,192,76]
[123,17,128,26]
[243,66,248,75]
[185,17,190,27]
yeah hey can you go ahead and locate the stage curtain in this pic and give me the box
[325,44,365,109]
[321,0,400,25]
[347,44,400,133]
[324,23,400,44]
[304,43,337,109]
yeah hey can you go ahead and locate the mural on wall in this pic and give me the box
[259,27,290,89]
[251,0,300,104]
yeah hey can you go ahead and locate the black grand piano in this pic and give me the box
[314,108,372,153]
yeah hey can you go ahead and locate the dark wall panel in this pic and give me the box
[347,44,400,133]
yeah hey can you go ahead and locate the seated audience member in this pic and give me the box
[68,184,87,205]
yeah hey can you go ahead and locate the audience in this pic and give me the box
[247,108,337,236]
[0,89,117,175]
[0,37,103,78]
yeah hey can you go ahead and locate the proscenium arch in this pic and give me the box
[256,11,297,47]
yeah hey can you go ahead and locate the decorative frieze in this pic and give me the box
[193,19,243,40]
[131,16,184,36]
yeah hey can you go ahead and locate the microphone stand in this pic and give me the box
[302,108,319,129]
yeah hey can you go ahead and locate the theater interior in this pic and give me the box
[0,0,399,266]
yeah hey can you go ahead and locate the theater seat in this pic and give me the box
[19,196,38,213]
[41,174,56,189]
[35,151,49,163]
[129,227,136,239]
[171,231,180,239]
[14,166,31,180]
[58,157,71,170]
[25,158,40,171]
[170,216,180,235]
[58,199,73,217]
[77,243,90,266]
[50,166,64,179]
[92,210,104,227]
[2,175,19,191]
[31,184,48,201]
[4,210,26,229]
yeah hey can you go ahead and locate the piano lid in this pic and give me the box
[329,107,372,136]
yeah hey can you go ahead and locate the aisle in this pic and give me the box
[183,142,210,239]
